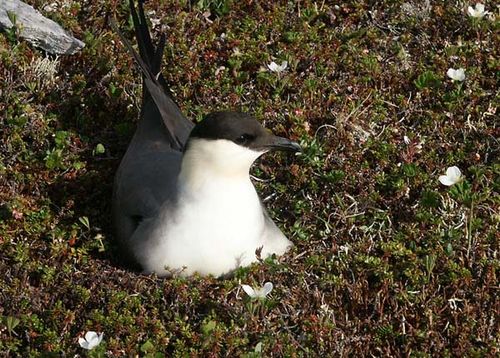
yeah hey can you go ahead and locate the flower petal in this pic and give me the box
[79,337,89,349]
[467,4,486,18]
[267,62,278,72]
[78,331,103,350]
[96,333,104,345]
[242,284,256,298]
[446,166,461,182]
[447,68,465,81]
[85,331,97,342]
[262,282,273,296]
[88,336,98,347]
[439,175,455,186]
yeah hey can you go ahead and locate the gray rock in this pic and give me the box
[0,0,84,55]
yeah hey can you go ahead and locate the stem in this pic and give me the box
[466,200,474,259]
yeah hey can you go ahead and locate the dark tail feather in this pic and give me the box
[130,0,155,73]
[131,0,189,123]
[110,0,193,151]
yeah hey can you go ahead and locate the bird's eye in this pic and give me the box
[235,133,255,144]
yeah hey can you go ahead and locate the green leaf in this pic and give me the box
[5,316,20,335]
[402,163,418,177]
[445,243,454,256]
[414,70,441,90]
[44,148,64,169]
[79,216,90,230]
[54,131,69,148]
[95,143,105,155]
[424,254,436,276]
[421,190,440,208]
[140,339,155,353]
[201,320,216,336]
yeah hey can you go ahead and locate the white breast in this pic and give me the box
[130,138,291,276]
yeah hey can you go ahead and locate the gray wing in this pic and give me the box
[113,148,181,247]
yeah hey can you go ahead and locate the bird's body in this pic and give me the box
[115,137,291,276]
[112,1,297,277]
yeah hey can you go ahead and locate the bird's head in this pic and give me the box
[182,111,301,177]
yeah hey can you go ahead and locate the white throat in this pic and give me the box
[178,138,264,190]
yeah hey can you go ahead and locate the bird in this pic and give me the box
[111,0,301,277]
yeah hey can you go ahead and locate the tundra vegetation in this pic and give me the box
[0,1,498,356]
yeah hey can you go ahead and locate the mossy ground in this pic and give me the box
[0,0,498,356]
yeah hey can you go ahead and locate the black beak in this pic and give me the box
[259,135,302,152]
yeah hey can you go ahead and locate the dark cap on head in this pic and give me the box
[188,111,301,152]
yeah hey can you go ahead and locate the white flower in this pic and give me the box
[241,282,273,299]
[403,135,411,145]
[267,61,288,73]
[467,3,488,18]
[447,68,465,81]
[439,166,462,186]
[446,68,465,81]
[78,331,103,350]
